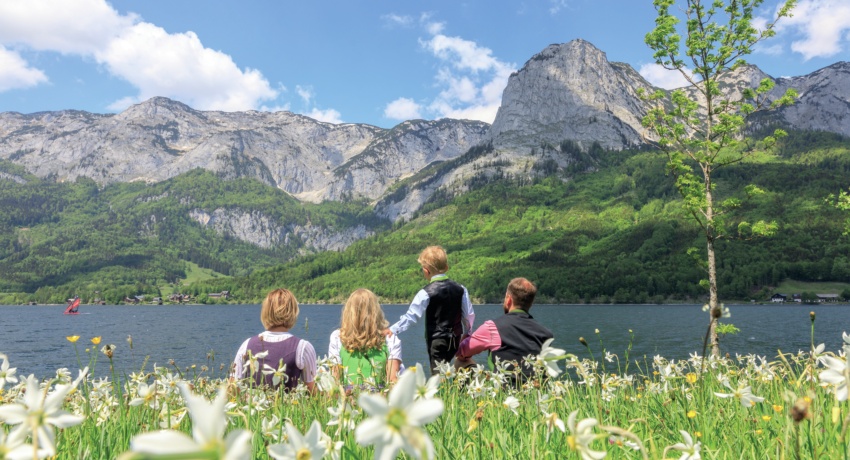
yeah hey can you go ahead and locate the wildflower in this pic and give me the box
[537,338,567,378]
[790,396,811,423]
[0,426,38,460]
[101,344,116,359]
[267,420,326,460]
[158,402,187,430]
[502,396,520,415]
[355,367,444,460]
[243,350,269,379]
[327,394,359,433]
[772,404,783,413]
[66,335,80,343]
[129,382,162,410]
[714,379,764,408]
[260,415,282,441]
[91,336,102,345]
[566,410,606,460]
[262,359,288,387]
[122,383,252,459]
[543,410,566,440]
[819,355,849,401]
[0,368,88,457]
[668,430,701,460]
[685,373,698,384]
[0,354,18,390]
[412,364,441,401]
[687,410,697,418]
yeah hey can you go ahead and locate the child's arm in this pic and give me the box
[389,289,430,335]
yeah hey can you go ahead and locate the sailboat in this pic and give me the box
[64,296,81,315]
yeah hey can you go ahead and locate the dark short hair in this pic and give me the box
[507,277,536,310]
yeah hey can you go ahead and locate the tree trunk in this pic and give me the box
[705,172,720,357]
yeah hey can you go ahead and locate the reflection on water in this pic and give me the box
[0,303,847,378]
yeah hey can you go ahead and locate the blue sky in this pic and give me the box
[0,0,847,128]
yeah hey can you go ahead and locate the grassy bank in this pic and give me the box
[1,317,850,459]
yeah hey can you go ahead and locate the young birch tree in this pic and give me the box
[641,0,797,356]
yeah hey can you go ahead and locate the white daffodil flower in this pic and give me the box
[129,382,161,409]
[261,414,282,441]
[124,383,252,460]
[0,368,88,457]
[713,379,765,407]
[262,359,288,387]
[566,410,606,460]
[411,364,441,401]
[537,338,567,378]
[267,420,327,460]
[820,355,849,401]
[0,424,39,460]
[327,395,359,433]
[669,430,701,460]
[355,367,444,460]
[243,350,269,379]
[502,396,520,415]
[0,354,18,390]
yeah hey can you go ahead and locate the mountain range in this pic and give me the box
[1,39,849,254]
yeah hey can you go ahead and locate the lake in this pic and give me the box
[1,303,848,379]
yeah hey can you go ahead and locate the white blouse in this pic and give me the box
[327,329,402,364]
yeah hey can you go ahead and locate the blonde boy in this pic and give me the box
[389,246,475,374]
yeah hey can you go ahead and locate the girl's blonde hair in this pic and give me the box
[339,288,388,352]
[260,288,299,330]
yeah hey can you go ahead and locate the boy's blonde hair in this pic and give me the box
[418,245,448,274]
[260,288,299,330]
[339,288,388,352]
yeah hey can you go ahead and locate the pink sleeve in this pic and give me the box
[456,320,501,359]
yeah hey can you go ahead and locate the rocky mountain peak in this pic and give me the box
[488,39,655,151]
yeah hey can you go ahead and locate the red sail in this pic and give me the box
[64,297,81,314]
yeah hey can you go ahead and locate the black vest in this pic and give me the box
[423,278,465,341]
[491,310,554,380]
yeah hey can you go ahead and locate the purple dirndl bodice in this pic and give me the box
[244,334,302,389]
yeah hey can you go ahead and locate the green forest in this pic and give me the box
[1,130,849,305]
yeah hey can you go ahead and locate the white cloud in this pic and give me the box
[98,23,277,111]
[771,0,850,60]
[0,0,279,111]
[0,46,48,92]
[305,107,343,124]
[296,85,313,105]
[389,21,516,124]
[381,13,414,28]
[0,0,134,54]
[639,63,693,89]
[384,97,422,120]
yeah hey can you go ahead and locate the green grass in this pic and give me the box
[159,261,228,297]
[5,319,850,459]
[774,279,850,294]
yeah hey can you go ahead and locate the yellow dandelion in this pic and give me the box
[755,429,763,435]
[66,335,80,343]
[687,410,697,418]
[762,415,771,422]
[772,404,783,413]
[91,336,102,345]
[694,431,702,438]
[686,373,698,384]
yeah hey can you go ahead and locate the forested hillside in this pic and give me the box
[0,168,387,303]
[189,130,850,304]
[1,130,848,305]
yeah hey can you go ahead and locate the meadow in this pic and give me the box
[1,316,849,460]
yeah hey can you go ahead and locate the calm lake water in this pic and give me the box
[1,303,848,379]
